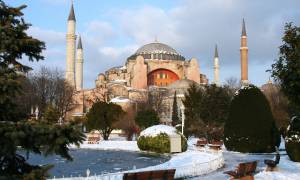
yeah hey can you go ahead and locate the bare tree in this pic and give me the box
[147,88,168,114]
[262,83,290,131]
[224,77,241,96]
[113,106,137,140]
[24,66,75,120]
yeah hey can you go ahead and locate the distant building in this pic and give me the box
[64,3,249,124]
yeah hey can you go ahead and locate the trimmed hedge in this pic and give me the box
[137,133,187,153]
[224,85,280,153]
[285,117,300,162]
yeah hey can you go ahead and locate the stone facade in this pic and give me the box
[67,42,208,123]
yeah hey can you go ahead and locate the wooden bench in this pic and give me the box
[224,161,257,180]
[208,141,223,150]
[123,169,176,180]
[87,136,100,144]
[196,139,208,147]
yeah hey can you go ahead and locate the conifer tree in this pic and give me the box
[86,101,124,140]
[0,1,84,178]
[224,85,280,153]
[171,91,180,126]
[270,23,300,115]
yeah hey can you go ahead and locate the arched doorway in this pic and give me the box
[147,69,179,87]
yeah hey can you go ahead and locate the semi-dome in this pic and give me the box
[128,42,185,61]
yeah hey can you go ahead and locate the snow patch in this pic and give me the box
[255,156,300,180]
[110,97,130,103]
[140,125,179,137]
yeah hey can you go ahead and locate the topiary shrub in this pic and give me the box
[137,125,187,153]
[224,85,281,153]
[138,133,170,153]
[285,116,300,162]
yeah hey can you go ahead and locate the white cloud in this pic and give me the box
[26,0,300,88]
[99,45,138,60]
[42,0,68,5]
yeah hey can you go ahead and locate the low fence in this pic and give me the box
[51,152,224,180]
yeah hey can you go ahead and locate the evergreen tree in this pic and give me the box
[285,117,300,162]
[135,109,160,130]
[224,85,280,153]
[270,23,300,115]
[182,83,232,138]
[0,1,84,178]
[201,84,232,124]
[171,91,180,126]
[182,83,204,136]
[85,101,124,140]
[43,105,60,124]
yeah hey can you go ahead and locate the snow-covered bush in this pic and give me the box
[285,116,300,162]
[137,125,187,153]
[224,85,280,153]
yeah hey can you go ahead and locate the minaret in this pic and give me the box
[65,3,76,87]
[240,18,249,85]
[213,45,220,86]
[76,36,83,91]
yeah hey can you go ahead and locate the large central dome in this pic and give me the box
[128,42,185,61]
[136,42,179,55]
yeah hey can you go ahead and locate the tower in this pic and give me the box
[213,45,220,86]
[76,36,83,91]
[240,18,249,85]
[65,3,76,87]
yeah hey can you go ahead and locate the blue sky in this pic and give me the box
[6,0,300,88]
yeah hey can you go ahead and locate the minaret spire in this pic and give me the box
[213,44,220,86]
[65,2,77,87]
[77,35,82,49]
[240,18,249,85]
[68,2,76,21]
[214,44,219,58]
[76,35,84,91]
[242,18,246,36]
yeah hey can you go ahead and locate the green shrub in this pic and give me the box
[285,117,300,162]
[137,133,187,153]
[224,85,281,153]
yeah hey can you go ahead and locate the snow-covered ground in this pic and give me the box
[130,150,224,178]
[188,139,300,180]
[255,156,300,180]
[68,134,300,180]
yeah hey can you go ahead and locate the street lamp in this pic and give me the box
[180,104,185,135]
[35,106,39,120]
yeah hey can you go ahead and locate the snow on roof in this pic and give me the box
[119,65,127,70]
[110,97,130,103]
[140,125,179,137]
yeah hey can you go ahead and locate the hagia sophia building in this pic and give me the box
[65,3,249,124]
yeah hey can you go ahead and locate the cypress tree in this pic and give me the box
[172,91,180,126]
[224,85,280,153]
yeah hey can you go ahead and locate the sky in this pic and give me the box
[6,0,300,88]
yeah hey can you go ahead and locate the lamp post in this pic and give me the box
[180,104,185,135]
[35,106,39,120]
[58,117,63,125]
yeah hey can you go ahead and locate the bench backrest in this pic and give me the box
[236,163,247,176]
[123,169,176,180]
[244,161,257,175]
